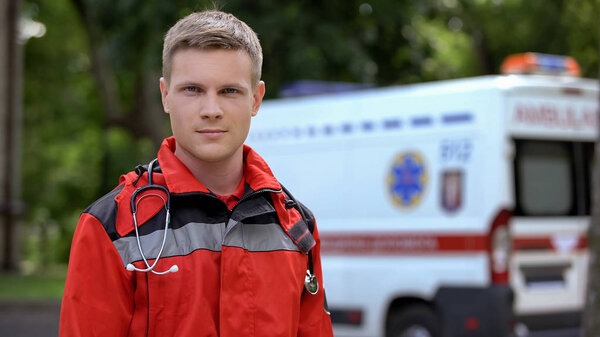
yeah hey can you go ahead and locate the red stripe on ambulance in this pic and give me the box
[320,233,488,255]
[512,236,588,252]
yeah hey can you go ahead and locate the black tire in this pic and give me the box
[386,305,441,337]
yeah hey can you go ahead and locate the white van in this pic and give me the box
[247,54,598,337]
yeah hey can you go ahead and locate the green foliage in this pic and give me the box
[22,0,101,267]
[408,16,479,80]
[19,0,599,273]
[21,0,162,269]
[562,0,600,77]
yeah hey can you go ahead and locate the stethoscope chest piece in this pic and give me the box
[304,270,319,295]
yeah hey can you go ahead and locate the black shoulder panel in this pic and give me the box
[280,183,316,234]
[296,200,315,234]
[83,185,124,241]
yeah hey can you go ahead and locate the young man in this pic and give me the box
[59,10,333,337]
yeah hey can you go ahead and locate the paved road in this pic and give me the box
[0,301,60,337]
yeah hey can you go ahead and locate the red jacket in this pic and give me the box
[60,137,333,337]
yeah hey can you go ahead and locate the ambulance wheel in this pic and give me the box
[386,305,440,337]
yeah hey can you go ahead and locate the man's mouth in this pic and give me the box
[197,129,226,134]
[197,129,227,138]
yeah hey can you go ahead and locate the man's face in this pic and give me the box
[160,48,265,166]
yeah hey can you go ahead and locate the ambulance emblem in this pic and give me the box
[387,151,428,209]
[441,170,463,213]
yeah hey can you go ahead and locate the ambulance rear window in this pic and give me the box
[513,140,593,216]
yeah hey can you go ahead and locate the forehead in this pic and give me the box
[169,48,253,84]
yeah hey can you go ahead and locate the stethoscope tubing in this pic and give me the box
[127,159,178,275]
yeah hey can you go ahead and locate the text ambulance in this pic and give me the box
[247,53,598,337]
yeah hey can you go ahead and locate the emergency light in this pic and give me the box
[500,52,581,77]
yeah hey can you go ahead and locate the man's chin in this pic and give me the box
[190,146,242,165]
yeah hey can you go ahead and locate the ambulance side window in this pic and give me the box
[514,140,575,216]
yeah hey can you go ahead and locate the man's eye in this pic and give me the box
[184,87,198,93]
[223,88,238,94]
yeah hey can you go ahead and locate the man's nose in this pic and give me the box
[200,93,223,119]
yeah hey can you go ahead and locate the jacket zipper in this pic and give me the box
[230,187,282,214]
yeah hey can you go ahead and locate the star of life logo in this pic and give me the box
[387,151,428,209]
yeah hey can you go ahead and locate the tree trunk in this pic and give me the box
[1,0,23,272]
[582,24,600,337]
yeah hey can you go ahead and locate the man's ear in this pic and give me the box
[251,81,266,117]
[159,77,170,114]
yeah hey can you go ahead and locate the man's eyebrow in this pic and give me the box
[174,81,204,87]
[220,82,247,89]
[173,81,247,89]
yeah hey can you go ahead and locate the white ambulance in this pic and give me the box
[247,53,598,337]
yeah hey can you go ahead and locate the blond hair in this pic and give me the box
[162,10,263,86]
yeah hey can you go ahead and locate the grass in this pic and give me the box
[0,266,66,301]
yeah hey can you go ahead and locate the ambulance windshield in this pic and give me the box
[514,139,593,216]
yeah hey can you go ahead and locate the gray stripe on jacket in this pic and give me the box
[113,220,300,266]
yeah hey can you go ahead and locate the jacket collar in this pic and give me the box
[114,137,282,237]
[157,136,281,194]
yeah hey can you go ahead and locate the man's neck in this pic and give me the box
[174,146,244,196]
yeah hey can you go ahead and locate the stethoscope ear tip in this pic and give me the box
[126,263,135,271]
[169,265,179,273]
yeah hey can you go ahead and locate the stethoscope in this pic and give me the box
[124,159,319,295]
[126,159,179,275]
